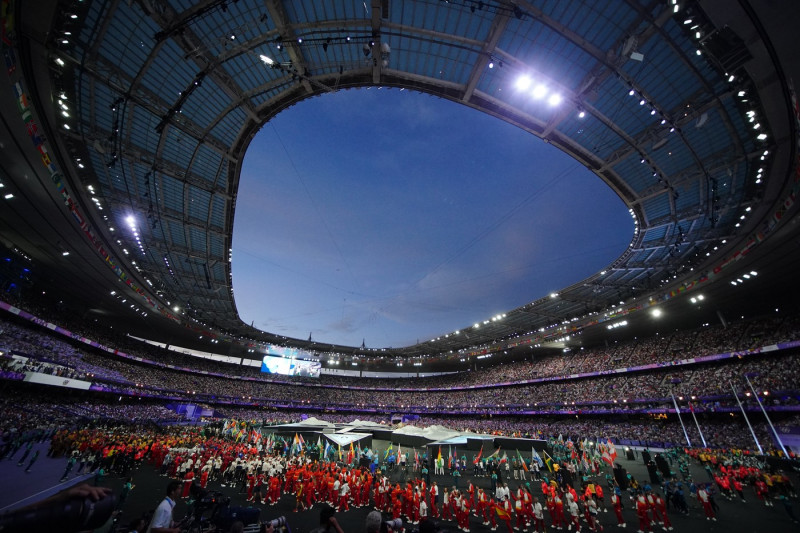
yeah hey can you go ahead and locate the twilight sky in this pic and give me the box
[231,88,633,349]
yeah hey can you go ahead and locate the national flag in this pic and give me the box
[488,446,502,459]
[543,450,554,472]
[448,446,452,469]
[398,443,402,462]
[601,439,617,465]
[531,447,544,467]
[323,440,331,460]
[338,443,342,461]
[499,451,508,464]
[495,505,511,521]
[516,450,528,471]
[608,439,618,462]
[473,446,483,465]
[437,446,442,461]
[384,444,393,460]
[316,436,322,451]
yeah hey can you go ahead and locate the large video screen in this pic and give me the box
[260,347,320,377]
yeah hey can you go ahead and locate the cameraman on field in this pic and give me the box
[147,481,181,533]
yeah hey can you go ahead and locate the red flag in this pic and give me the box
[473,446,483,465]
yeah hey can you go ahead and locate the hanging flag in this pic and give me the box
[473,446,483,465]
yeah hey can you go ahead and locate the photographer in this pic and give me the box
[309,504,343,533]
[147,481,181,533]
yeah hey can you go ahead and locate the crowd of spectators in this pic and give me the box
[1,297,800,458]
[3,310,800,418]
[1,382,798,453]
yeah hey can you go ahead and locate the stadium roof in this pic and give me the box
[1,0,799,368]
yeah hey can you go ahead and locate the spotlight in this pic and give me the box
[548,93,562,106]
[516,75,532,91]
[532,84,547,99]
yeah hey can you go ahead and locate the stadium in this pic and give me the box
[0,0,799,532]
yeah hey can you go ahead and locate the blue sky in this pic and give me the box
[231,88,632,349]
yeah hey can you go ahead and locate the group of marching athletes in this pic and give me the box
[162,446,792,533]
[206,451,667,533]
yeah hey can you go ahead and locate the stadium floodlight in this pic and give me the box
[548,93,562,106]
[532,84,548,99]
[515,75,532,91]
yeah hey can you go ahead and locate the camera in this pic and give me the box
[185,485,260,532]
[384,518,404,531]
[261,516,290,532]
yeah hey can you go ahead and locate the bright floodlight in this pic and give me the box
[259,54,275,65]
[126,215,136,227]
[532,84,547,99]
[548,93,562,106]
[651,308,662,318]
[516,75,532,91]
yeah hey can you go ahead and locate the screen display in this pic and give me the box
[260,351,320,377]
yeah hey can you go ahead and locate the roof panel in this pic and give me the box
[160,174,185,212]
[138,40,196,104]
[641,193,672,221]
[161,127,196,171]
[96,2,157,78]
[187,185,212,222]
[189,227,208,253]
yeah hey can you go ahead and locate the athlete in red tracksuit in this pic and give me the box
[611,491,626,527]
